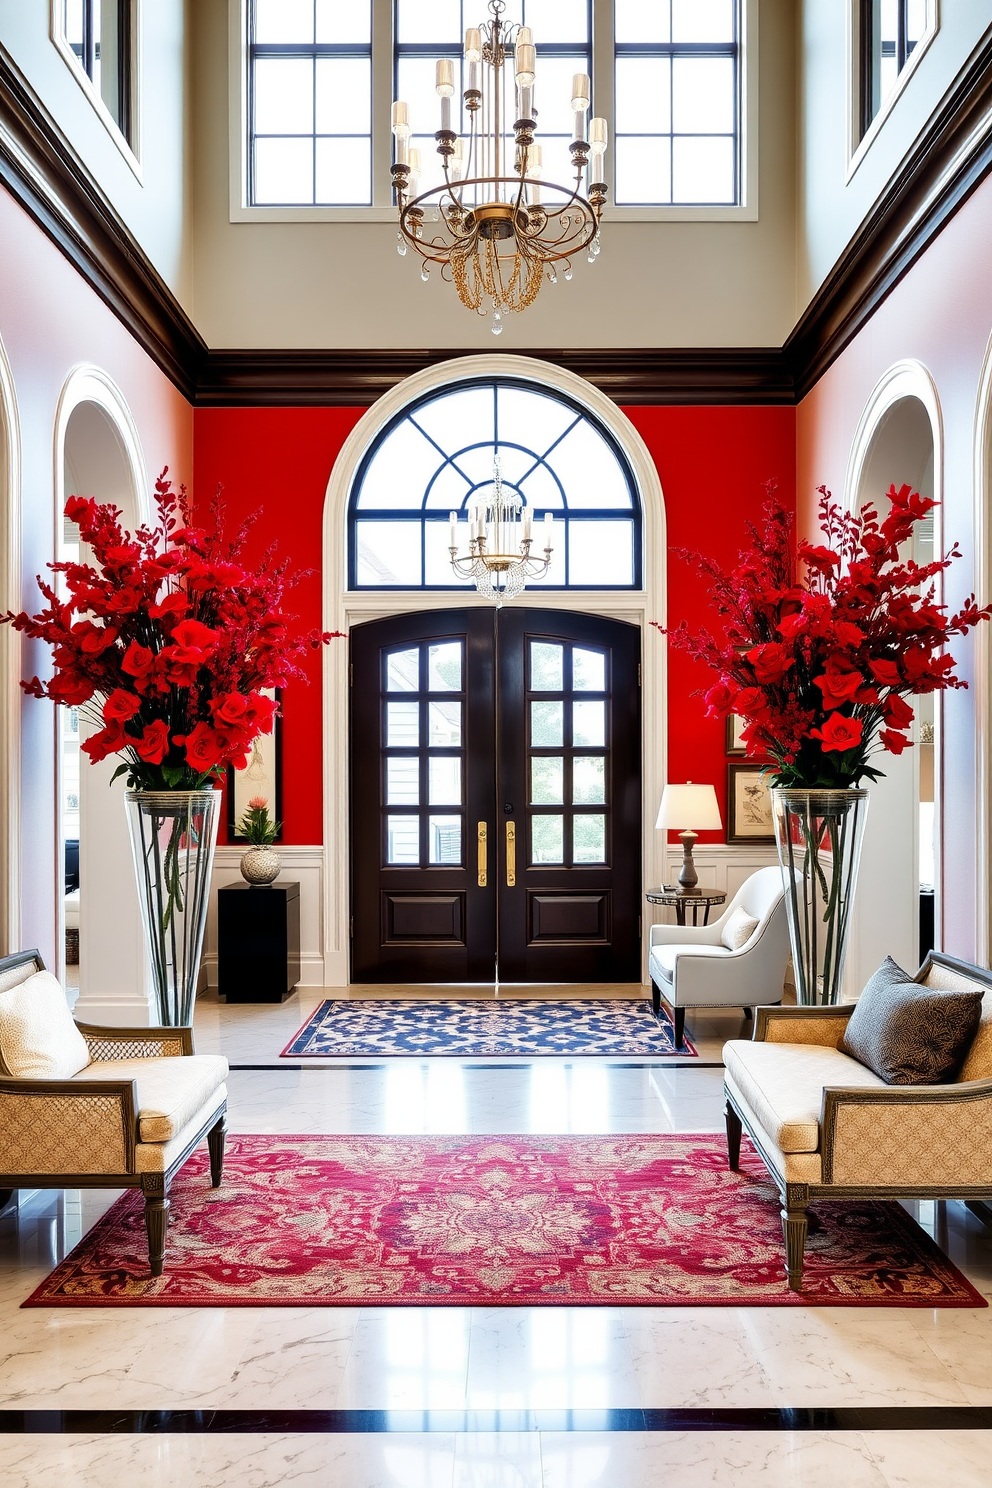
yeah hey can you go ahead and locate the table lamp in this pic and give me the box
[655,782,722,891]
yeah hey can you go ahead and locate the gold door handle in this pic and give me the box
[477,821,488,887]
[505,820,516,887]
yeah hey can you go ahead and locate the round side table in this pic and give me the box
[645,887,727,927]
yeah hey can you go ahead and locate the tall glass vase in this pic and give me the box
[770,787,870,1006]
[124,790,220,1027]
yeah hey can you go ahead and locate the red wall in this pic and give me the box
[193,402,796,846]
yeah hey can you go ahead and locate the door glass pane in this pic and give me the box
[428,642,462,691]
[531,814,564,864]
[573,700,605,747]
[387,757,419,805]
[572,756,605,804]
[429,756,461,805]
[387,815,420,864]
[429,701,462,746]
[530,641,564,691]
[573,814,606,863]
[386,647,419,691]
[387,701,420,747]
[429,815,462,865]
[531,701,564,747]
[573,648,606,692]
[531,756,564,804]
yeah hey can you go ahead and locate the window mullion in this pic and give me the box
[592,0,615,205]
[371,0,393,206]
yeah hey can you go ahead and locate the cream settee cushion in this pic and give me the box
[0,970,91,1079]
[71,1053,229,1142]
[723,1038,887,1152]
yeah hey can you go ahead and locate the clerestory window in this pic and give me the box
[859,0,933,141]
[59,0,135,146]
[348,378,642,590]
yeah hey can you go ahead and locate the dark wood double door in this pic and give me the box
[351,609,641,983]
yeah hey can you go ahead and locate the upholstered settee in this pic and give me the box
[0,949,228,1275]
[649,866,791,1048]
[723,951,992,1290]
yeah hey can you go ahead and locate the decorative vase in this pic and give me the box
[770,787,870,1007]
[125,790,221,1026]
[239,846,281,885]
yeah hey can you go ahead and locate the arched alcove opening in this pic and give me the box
[321,354,666,986]
[0,332,20,957]
[55,370,152,1023]
[845,365,941,992]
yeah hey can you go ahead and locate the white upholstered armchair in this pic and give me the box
[649,866,791,1048]
[0,949,228,1275]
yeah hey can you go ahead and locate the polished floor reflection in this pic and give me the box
[1,992,991,1484]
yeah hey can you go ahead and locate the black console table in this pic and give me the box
[218,881,301,1003]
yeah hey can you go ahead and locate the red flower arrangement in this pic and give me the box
[664,483,991,789]
[2,471,343,790]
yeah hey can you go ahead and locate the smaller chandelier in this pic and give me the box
[390,0,608,334]
[449,454,553,605]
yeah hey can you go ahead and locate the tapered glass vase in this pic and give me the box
[125,790,220,1026]
[770,787,870,1007]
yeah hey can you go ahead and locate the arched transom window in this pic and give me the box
[349,378,642,589]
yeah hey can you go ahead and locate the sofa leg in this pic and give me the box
[142,1178,171,1277]
[650,978,661,1017]
[781,1188,809,1292]
[673,1006,686,1049]
[725,1102,742,1170]
[208,1111,228,1188]
[742,1006,752,1020]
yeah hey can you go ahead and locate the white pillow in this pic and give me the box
[0,969,91,1079]
[721,906,760,951]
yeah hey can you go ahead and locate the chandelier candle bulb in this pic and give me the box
[544,512,554,546]
[449,511,458,547]
[517,26,532,46]
[523,507,533,541]
[518,83,534,121]
[515,43,536,85]
[589,117,608,159]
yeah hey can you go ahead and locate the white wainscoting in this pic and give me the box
[202,846,326,988]
[653,843,780,925]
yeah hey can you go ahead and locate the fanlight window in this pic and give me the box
[349,380,642,589]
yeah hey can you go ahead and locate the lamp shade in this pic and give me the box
[655,782,722,832]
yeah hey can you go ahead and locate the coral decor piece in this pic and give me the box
[663,483,991,789]
[238,795,281,846]
[1,471,343,789]
[22,1133,984,1308]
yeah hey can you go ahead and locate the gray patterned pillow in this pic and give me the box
[840,955,983,1085]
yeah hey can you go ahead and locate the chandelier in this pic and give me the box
[390,0,608,334]
[449,454,554,604]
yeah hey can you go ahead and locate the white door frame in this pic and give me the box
[844,359,943,983]
[321,354,668,986]
[0,331,21,956]
[973,334,992,967]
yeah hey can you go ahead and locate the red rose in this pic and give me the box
[71,621,118,656]
[102,688,142,723]
[734,687,769,717]
[80,720,125,763]
[246,691,278,731]
[48,671,95,706]
[832,622,864,648]
[178,721,223,772]
[703,681,736,718]
[814,667,863,708]
[810,713,864,753]
[121,641,154,679]
[883,693,915,730]
[134,719,171,764]
[64,495,96,525]
[149,592,189,620]
[746,642,793,685]
[170,619,219,653]
[799,542,841,573]
[210,692,252,729]
[880,728,913,754]
[869,658,901,686]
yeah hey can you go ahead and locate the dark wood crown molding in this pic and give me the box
[0,43,205,402]
[196,347,794,407]
[2,26,992,409]
[786,24,992,400]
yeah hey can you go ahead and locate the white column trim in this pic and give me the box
[973,333,992,967]
[0,330,21,956]
[321,354,667,986]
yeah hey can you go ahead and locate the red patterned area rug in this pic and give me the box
[24,1134,985,1308]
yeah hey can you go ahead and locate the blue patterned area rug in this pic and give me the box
[281,999,698,1058]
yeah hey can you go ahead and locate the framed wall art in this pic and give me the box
[726,762,775,844]
[227,689,283,842]
[725,713,747,755]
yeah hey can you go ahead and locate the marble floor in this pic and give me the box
[2,989,991,1485]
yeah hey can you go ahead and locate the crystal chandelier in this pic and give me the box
[390,0,608,335]
[449,454,554,604]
